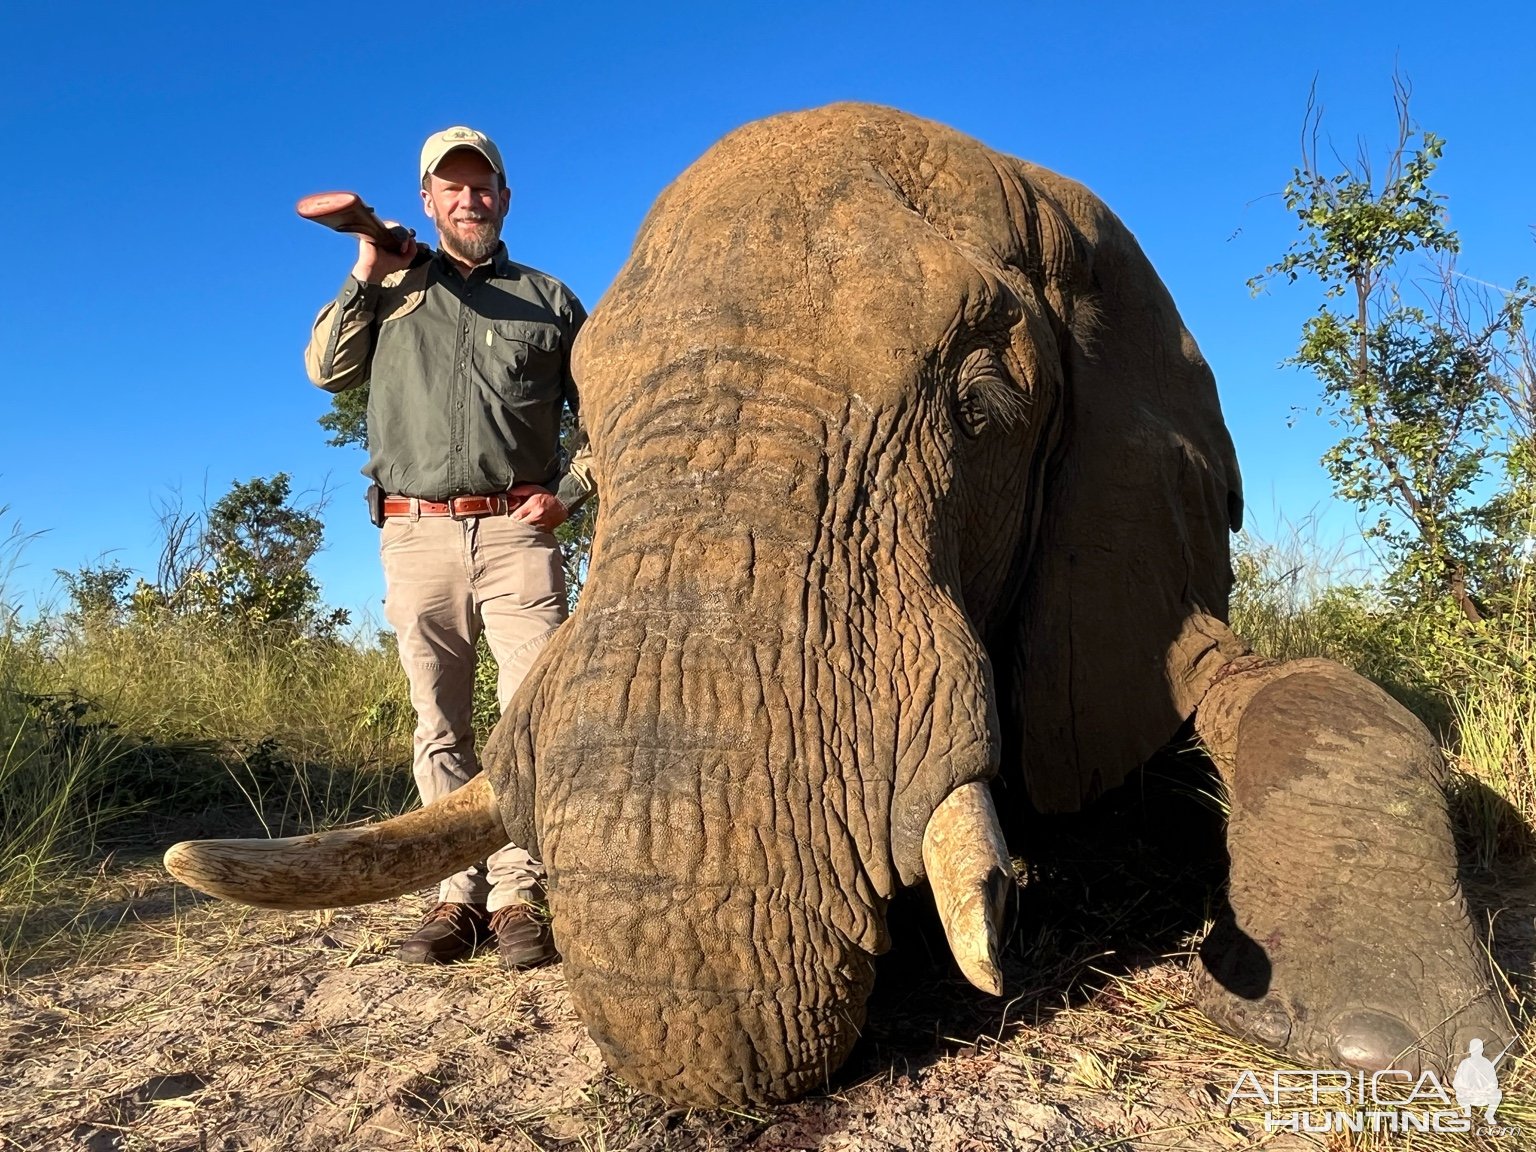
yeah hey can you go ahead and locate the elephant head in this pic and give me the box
[167,104,1259,1104]
[520,104,1245,1103]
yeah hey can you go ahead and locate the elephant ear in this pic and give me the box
[1000,167,1246,813]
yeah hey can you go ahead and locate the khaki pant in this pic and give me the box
[381,512,565,912]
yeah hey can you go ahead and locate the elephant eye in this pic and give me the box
[954,346,1026,439]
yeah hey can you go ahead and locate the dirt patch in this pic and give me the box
[4,791,1533,1151]
[0,878,1280,1152]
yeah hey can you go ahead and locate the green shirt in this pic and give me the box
[305,244,594,509]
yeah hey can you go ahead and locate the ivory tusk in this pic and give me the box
[163,773,506,910]
[922,780,1013,996]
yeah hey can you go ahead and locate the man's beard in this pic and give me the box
[431,207,502,265]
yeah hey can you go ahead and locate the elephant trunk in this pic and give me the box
[556,871,877,1105]
[536,580,890,1105]
[533,454,999,1101]
[535,447,891,1102]
[548,781,1012,1106]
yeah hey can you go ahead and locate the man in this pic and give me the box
[304,126,593,968]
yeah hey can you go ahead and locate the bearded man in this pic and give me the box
[304,126,591,969]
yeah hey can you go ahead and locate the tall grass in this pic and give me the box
[1446,584,1536,870]
[0,632,128,913]
[0,546,417,971]
[45,614,413,778]
[1232,531,1536,860]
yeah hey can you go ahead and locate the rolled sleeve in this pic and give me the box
[555,431,596,512]
[304,277,381,392]
[553,295,593,511]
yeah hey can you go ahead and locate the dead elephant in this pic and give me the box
[166,103,1509,1107]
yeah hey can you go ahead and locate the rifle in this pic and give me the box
[296,192,413,254]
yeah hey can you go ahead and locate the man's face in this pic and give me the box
[421,149,510,265]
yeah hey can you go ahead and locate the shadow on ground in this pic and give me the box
[2,748,416,980]
[843,744,1227,1091]
[840,744,1536,1096]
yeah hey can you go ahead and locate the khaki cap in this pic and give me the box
[420,126,505,181]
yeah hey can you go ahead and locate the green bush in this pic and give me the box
[1233,532,1536,869]
[1230,536,1448,723]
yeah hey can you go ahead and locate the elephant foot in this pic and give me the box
[1193,660,1511,1075]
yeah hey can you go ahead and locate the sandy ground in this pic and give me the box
[0,890,1266,1152]
[4,786,1532,1151]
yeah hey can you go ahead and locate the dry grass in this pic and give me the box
[3,524,1536,1149]
[1447,598,1536,871]
[35,614,414,769]
[0,610,418,979]
[5,829,1532,1151]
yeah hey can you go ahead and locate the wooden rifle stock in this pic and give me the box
[296,192,411,254]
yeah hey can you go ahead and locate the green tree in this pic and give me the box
[195,474,348,635]
[57,561,132,625]
[319,385,368,449]
[61,475,347,639]
[1253,77,1536,623]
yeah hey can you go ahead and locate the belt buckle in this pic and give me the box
[448,496,469,521]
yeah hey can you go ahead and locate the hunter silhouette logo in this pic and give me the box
[1454,1038,1511,1124]
[1226,1039,1521,1135]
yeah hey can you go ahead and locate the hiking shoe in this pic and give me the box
[490,903,556,969]
[397,901,489,964]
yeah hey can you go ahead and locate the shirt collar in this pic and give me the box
[490,244,519,278]
[433,242,519,281]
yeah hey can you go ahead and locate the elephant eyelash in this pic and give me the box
[955,348,1030,438]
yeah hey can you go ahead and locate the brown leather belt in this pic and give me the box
[383,492,530,519]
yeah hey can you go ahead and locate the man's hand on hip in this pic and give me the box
[509,484,568,532]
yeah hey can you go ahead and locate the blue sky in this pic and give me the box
[1,1,1532,623]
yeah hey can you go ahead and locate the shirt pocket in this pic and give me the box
[489,320,563,398]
